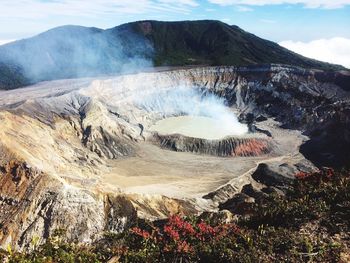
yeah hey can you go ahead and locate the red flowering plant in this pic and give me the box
[295,171,311,180]
[292,168,339,200]
[295,168,335,181]
[123,214,243,262]
[161,215,196,256]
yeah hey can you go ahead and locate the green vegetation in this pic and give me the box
[129,20,343,70]
[0,62,28,90]
[1,169,349,262]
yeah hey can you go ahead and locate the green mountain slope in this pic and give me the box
[124,20,342,69]
[0,20,345,90]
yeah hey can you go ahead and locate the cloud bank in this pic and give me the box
[0,39,15,46]
[279,37,350,69]
[208,0,350,9]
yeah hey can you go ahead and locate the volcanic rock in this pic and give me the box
[219,193,255,215]
[152,133,272,157]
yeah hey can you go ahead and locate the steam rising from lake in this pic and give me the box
[138,87,248,138]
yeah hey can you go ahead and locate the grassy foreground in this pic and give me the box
[1,169,349,263]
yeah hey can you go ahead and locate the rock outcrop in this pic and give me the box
[152,133,272,157]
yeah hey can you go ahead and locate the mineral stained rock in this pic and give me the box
[152,133,272,157]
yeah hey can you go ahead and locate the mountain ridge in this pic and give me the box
[0,20,347,90]
[124,20,344,69]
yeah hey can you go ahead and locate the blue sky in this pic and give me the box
[0,0,349,41]
[0,0,350,67]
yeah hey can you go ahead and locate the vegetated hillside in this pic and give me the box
[125,20,343,69]
[0,20,345,90]
[2,169,349,262]
[0,62,28,90]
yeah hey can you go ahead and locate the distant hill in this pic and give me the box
[0,20,345,90]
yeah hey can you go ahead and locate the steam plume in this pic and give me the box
[137,87,248,135]
[0,25,154,85]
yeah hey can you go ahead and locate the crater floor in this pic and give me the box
[0,69,308,201]
[102,118,305,198]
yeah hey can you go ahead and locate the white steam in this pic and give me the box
[0,25,154,84]
[137,87,248,136]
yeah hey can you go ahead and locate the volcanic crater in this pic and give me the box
[1,65,348,248]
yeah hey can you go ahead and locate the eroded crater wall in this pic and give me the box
[0,65,348,249]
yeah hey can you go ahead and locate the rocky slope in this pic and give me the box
[0,65,349,250]
[152,133,272,157]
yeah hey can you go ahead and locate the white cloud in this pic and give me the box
[279,37,350,68]
[0,0,199,19]
[0,39,15,46]
[208,0,350,9]
[158,0,199,7]
[236,5,253,11]
[260,19,277,23]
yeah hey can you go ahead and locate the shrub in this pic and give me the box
[3,169,349,262]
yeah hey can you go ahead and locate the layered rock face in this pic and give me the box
[0,65,349,249]
[0,156,193,249]
[152,133,272,157]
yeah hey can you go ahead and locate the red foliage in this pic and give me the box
[213,223,241,240]
[326,168,335,178]
[176,240,192,253]
[164,225,180,241]
[295,171,311,180]
[295,168,336,181]
[131,227,151,239]
[167,215,196,236]
[129,214,242,257]
[196,221,216,240]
